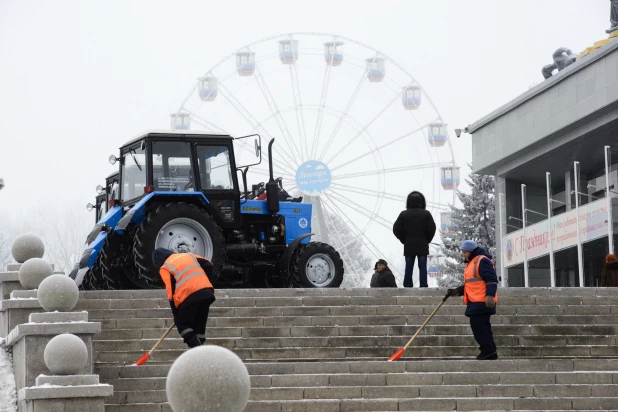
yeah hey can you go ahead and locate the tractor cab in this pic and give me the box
[111,131,242,226]
[87,172,119,224]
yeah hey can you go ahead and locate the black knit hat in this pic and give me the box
[376,259,388,266]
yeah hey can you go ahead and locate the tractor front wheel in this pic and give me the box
[133,202,225,286]
[291,242,344,288]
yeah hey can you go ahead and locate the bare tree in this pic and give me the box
[42,210,91,274]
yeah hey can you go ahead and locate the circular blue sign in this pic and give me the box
[296,160,332,196]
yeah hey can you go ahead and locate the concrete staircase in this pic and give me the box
[78,288,618,411]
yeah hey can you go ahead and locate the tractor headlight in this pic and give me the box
[96,185,105,195]
[86,203,94,212]
[271,225,280,235]
[109,155,118,165]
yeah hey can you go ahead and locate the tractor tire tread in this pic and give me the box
[290,241,344,288]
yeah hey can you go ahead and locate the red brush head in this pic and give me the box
[387,348,405,362]
[134,353,150,366]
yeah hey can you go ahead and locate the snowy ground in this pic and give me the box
[0,343,17,412]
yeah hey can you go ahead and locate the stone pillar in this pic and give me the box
[4,311,101,391]
[0,264,62,301]
[18,375,112,412]
[0,291,44,338]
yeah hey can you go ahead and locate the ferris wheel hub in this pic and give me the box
[295,160,332,197]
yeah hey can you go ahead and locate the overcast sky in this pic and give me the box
[0,0,610,271]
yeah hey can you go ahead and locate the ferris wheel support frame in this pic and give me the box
[329,182,451,210]
[316,70,367,162]
[310,59,333,161]
[253,65,304,163]
[216,82,298,175]
[287,37,310,160]
[322,193,402,276]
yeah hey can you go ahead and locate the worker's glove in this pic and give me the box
[447,288,460,297]
[485,296,496,308]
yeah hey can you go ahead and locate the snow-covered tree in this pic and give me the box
[323,211,373,288]
[0,230,13,270]
[438,168,495,287]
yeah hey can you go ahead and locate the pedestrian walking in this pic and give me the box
[370,259,397,288]
[152,248,216,348]
[447,240,499,360]
[601,253,618,286]
[393,191,436,287]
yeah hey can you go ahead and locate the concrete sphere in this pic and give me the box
[11,234,45,263]
[166,345,250,412]
[37,274,79,312]
[18,258,53,289]
[44,334,88,375]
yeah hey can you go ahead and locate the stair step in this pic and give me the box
[72,288,618,410]
[93,335,618,352]
[96,359,618,380]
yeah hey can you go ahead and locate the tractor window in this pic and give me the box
[120,145,147,202]
[152,141,195,192]
[196,145,233,190]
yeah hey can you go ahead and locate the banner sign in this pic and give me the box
[503,198,609,268]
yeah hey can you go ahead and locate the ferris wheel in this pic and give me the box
[173,32,460,280]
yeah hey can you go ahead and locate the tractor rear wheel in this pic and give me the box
[84,232,135,290]
[133,202,225,286]
[291,242,344,288]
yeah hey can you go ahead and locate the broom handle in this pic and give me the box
[149,322,176,355]
[403,297,448,351]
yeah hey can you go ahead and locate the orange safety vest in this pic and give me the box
[463,255,498,304]
[159,253,214,307]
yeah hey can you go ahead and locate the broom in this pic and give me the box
[387,292,450,361]
[134,322,176,366]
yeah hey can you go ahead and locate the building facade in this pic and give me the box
[468,39,618,287]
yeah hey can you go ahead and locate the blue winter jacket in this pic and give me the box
[455,247,498,316]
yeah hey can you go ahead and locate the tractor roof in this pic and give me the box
[120,130,232,149]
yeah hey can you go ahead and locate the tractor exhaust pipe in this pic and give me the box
[266,139,280,215]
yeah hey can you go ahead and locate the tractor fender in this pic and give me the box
[278,233,313,287]
[115,192,210,234]
[79,230,108,269]
[85,205,123,244]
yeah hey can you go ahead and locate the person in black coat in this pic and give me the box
[393,191,436,288]
[370,259,397,288]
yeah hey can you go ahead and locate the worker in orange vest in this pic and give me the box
[448,240,499,360]
[152,248,216,348]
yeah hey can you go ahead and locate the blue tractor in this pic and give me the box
[71,131,344,290]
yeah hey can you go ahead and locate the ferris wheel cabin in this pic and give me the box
[439,211,458,232]
[236,51,255,76]
[402,85,421,110]
[440,166,460,190]
[366,57,385,82]
[324,41,344,66]
[199,76,218,102]
[427,265,442,279]
[428,122,447,147]
[170,113,191,131]
[279,40,299,64]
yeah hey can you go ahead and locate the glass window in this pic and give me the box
[120,145,147,202]
[152,141,195,192]
[196,145,234,190]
